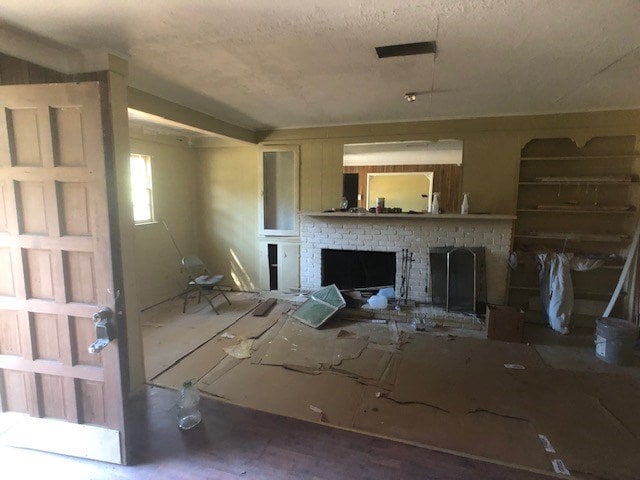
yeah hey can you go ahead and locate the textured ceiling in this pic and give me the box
[1,0,639,131]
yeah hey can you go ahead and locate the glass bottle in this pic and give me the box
[176,380,202,430]
[461,193,469,214]
[431,192,440,214]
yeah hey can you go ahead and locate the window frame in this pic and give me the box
[130,153,155,225]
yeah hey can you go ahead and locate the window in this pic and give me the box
[130,154,154,224]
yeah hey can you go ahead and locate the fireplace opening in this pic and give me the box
[429,246,487,313]
[321,249,395,290]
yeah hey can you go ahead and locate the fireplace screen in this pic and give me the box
[429,246,486,313]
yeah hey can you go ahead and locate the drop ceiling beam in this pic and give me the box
[127,87,257,144]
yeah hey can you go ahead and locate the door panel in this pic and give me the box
[0,82,126,463]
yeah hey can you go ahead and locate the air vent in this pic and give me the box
[375,41,436,58]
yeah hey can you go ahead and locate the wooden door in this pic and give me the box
[0,82,127,463]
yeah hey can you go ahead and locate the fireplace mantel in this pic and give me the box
[300,211,516,221]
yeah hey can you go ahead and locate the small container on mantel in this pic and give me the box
[431,193,440,214]
[461,193,470,215]
[376,197,385,214]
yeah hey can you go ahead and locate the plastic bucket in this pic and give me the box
[594,318,639,366]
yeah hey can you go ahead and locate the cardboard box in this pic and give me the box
[486,304,524,343]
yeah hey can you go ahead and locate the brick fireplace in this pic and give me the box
[299,212,515,304]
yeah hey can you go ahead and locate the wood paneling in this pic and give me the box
[57,182,91,236]
[0,249,15,295]
[6,109,43,166]
[343,164,463,213]
[0,311,21,355]
[0,181,8,231]
[24,249,55,300]
[0,53,69,85]
[50,107,86,167]
[1,369,29,413]
[39,373,66,419]
[16,181,49,234]
[64,252,96,303]
[70,316,102,367]
[31,313,61,361]
[78,380,106,426]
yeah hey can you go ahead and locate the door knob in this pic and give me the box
[88,307,115,354]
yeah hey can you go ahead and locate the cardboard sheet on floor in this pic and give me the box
[331,347,393,383]
[512,368,640,480]
[143,294,260,379]
[353,385,550,472]
[199,361,365,427]
[151,336,236,389]
[260,318,370,370]
[535,344,640,374]
[198,355,243,387]
[225,302,290,339]
[389,335,545,418]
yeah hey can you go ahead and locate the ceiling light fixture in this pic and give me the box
[404,92,417,102]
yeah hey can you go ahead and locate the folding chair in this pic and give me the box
[181,255,231,314]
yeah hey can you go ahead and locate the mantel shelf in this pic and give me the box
[299,211,516,220]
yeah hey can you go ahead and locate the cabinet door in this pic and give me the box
[278,243,300,291]
[259,146,299,236]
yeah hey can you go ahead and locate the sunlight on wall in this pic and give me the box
[230,248,255,291]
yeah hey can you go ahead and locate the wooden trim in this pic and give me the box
[0,355,104,382]
[0,234,94,251]
[0,297,98,317]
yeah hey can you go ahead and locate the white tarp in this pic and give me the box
[537,252,574,334]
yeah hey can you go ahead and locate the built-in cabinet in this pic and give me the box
[508,136,640,325]
[259,146,300,236]
[259,145,301,291]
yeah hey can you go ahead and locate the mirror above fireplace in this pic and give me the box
[342,140,464,213]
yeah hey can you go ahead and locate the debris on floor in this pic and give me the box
[223,339,254,359]
[291,284,346,328]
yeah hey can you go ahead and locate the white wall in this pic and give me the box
[129,132,199,309]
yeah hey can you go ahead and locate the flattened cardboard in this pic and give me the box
[143,294,259,379]
[198,355,243,387]
[389,335,545,418]
[199,361,365,427]
[260,318,371,369]
[226,302,290,339]
[353,385,550,472]
[332,347,392,382]
[151,336,235,389]
[513,368,640,480]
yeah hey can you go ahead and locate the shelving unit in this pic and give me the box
[508,136,640,326]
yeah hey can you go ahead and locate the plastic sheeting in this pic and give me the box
[537,253,574,334]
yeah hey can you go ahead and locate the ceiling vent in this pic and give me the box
[375,41,436,58]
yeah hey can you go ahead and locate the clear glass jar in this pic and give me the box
[176,380,202,430]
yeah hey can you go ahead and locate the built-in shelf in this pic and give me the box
[299,211,516,220]
[517,208,634,214]
[514,234,630,243]
[509,285,620,300]
[519,181,638,186]
[520,155,639,161]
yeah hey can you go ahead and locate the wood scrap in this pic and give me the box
[253,298,277,316]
